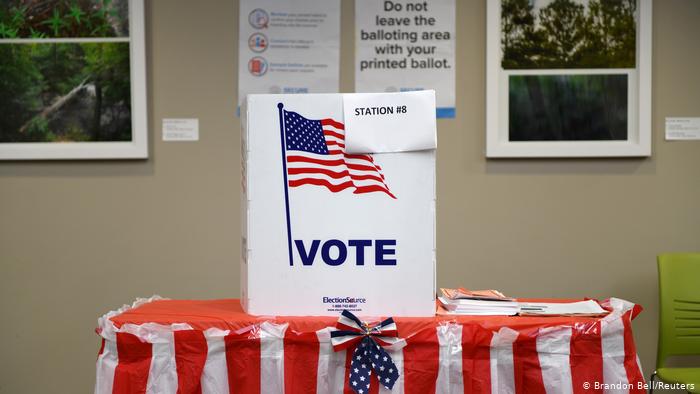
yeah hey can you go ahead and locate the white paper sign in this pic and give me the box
[238,0,340,111]
[355,0,455,118]
[666,117,700,140]
[162,118,199,141]
[343,90,437,153]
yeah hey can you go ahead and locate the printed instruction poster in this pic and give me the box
[355,0,456,118]
[238,0,340,111]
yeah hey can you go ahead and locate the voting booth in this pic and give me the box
[241,91,437,316]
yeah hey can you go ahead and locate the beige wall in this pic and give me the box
[0,0,699,392]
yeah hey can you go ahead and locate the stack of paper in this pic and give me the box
[438,288,519,316]
[440,288,515,301]
[438,297,520,316]
[518,300,607,316]
[437,288,610,317]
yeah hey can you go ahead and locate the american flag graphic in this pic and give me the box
[282,109,396,199]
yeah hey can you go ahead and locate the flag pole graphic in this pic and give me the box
[277,103,294,266]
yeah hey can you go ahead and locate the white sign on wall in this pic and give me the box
[355,0,456,118]
[238,0,341,112]
[666,118,700,140]
[162,118,199,142]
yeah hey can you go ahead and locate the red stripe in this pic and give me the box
[344,153,374,162]
[347,158,382,172]
[348,163,384,173]
[174,330,208,394]
[376,328,398,337]
[284,330,320,394]
[288,155,345,166]
[350,173,387,183]
[321,118,345,130]
[225,331,261,394]
[570,321,604,394]
[336,322,363,333]
[350,169,385,182]
[404,327,440,394]
[326,151,379,166]
[461,325,493,394]
[332,152,375,166]
[323,130,344,140]
[327,141,345,148]
[354,185,396,199]
[512,331,546,394]
[113,333,152,394]
[289,178,355,193]
[288,167,385,184]
[289,167,349,179]
[621,311,646,392]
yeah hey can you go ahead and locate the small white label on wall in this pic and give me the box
[666,117,700,140]
[163,118,199,141]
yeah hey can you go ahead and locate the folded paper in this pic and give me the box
[343,90,437,154]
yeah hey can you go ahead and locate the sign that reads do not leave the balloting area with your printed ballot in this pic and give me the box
[356,0,456,118]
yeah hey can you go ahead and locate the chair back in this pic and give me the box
[657,253,700,368]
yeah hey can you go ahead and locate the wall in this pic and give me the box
[0,0,699,392]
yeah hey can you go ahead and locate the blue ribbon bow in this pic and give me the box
[330,310,406,393]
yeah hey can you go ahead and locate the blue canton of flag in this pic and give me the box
[284,111,329,154]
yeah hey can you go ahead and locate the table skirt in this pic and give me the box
[95,297,645,394]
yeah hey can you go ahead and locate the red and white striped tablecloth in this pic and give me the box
[95,297,645,393]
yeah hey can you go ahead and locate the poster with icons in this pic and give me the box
[238,0,341,113]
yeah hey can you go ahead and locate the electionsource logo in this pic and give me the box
[323,297,367,304]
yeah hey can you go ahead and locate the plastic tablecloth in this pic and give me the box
[95,297,645,394]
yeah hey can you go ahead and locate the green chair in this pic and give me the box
[652,253,700,393]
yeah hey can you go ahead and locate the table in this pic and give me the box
[95,297,645,394]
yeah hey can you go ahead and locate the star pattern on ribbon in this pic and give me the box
[330,310,406,393]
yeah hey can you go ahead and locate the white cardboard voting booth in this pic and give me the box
[241,91,436,316]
